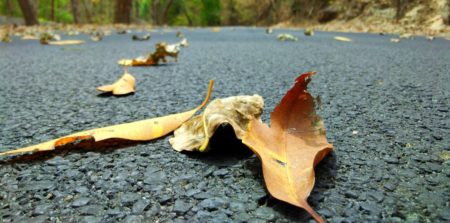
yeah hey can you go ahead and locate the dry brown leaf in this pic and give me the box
[118,39,188,66]
[334,36,352,42]
[48,40,85,45]
[96,71,136,95]
[169,95,264,152]
[242,72,333,222]
[0,81,214,157]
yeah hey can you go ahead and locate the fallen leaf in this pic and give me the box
[117,29,130,34]
[169,95,264,152]
[176,31,184,38]
[241,72,333,222]
[118,39,188,66]
[40,33,61,44]
[390,38,400,43]
[211,27,221,32]
[0,80,214,157]
[47,40,85,45]
[96,70,136,95]
[1,32,12,42]
[91,31,104,41]
[132,34,151,41]
[277,33,298,41]
[334,36,352,42]
[304,28,314,36]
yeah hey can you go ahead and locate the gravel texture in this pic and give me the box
[0,27,449,222]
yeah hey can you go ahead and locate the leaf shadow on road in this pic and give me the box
[96,92,135,97]
[0,138,146,165]
[184,124,254,167]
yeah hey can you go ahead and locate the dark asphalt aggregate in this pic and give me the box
[0,27,449,222]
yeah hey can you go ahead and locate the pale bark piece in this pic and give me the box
[241,72,333,223]
[169,95,264,152]
[0,81,214,157]
[96,72,136,95]
[48,40,85,45]
[334,36,352,42]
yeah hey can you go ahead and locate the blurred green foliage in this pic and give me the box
[1,0,231,25]
[0,0,332,25]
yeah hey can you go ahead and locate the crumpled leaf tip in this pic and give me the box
[96,71,136,95]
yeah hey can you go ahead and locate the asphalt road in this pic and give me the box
[0,27,449,223]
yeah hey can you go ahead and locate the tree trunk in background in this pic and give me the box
[51,0,55,21]
[17,0,39,25]
[81,0,92,23]
[133,0,139,22]
[151,0,173,25]
[5,0,13,16]
[161,0,173,25]
[396,0,406,20]
[114,0,132,24]
[448,0,450,25]
[257,0,274,23]
[152,0,161,25]
[71,0,80,23]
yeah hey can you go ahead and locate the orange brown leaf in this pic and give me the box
[96,71,136,95]
[242,72,333,223]
[0,81,214,157]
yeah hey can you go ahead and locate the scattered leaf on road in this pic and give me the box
[277,33,298,41]
[118,39,188,66]
[304,28,314,36]
[47,40,85,45]
[40,33,61,44]
[91,31,104,41]
[0,80,213,157]
[169,95,264,152]
[390,38,400,43]
[211,27,221,32]
[334,36,352,42]
[1,32,12,42]
[96,70,136,95]
[241,72,333,223]
[132,34,151,41]
[176,31,184,38]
